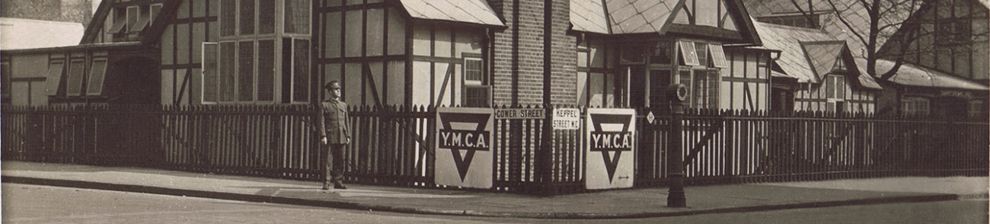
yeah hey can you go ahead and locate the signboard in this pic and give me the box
[585,108,636,190]
[494,108,544,119]
[435,107,494,189]
[552,108,581,130]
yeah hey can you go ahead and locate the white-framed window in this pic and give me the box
[284,0,311,34]
[1,61,9,98]
[45,61,65,96]
[675,40,725,109]
[86,59,108,96]
[902,97,931,116]
[824,75,846,99]
[678,40,700,66]
[462,57,489,107]
[206,39,278,104]
[202,42,219,103]
[126,6,140,33]
[109,8,128,35]
[66,59,86,96]
[284,38,310,103]
[150,3,163,25]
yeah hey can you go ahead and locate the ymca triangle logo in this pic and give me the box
[451,149,476,181]
[600,150,623,182]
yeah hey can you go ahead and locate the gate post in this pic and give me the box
[667,84,688,207]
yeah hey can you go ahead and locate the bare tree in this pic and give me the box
[787,0,987,81]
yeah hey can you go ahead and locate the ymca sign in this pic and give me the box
[585,108,636,190]
[435,108,494,189]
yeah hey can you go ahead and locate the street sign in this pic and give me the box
[494,108,544,119]
[552,108,581,130]
[646,112,656,125]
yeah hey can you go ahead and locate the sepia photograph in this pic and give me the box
[0,0,987,223]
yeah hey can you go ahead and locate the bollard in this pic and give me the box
[666,84,688,208]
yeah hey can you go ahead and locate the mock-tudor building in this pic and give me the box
[2,0,776,111]
[742,0,989,118]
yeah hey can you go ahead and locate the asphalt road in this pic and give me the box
[3,184,986,224]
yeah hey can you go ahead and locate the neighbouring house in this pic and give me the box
[753,21,882,113]
[2,0,776,110]
[742,0,989,118]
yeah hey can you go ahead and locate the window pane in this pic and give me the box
[465,58,483,82]
[203,43,219,102]
[259,0,275,34]
[825,76,835,98]
[46,62,64,96]
[240,0,255,35]
[695,42,708,67]
[836,76,846,99]
[293,39,310,102]
[708,44,728,68]
[66,60,86,96]
[285,0,311,34]
[258,40,275,101]
[0,63,8,97]
[650,41,673,65]
[464,86,490,107]
[220,42,236,101]
[151,4,162,24]
[127,6,139,33]
[678,41,699,66]
[220,0,236,36]
[238,41,255,101]
[86,60,108,95]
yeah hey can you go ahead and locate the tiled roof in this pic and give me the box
[570,0,681,34]
[741,0,913,60]
[753,21,834,83]
[571,0,610,34]
[862,59,990,91]
[801,41,845,78]
[754,21,882,89]
[399,0,504,27]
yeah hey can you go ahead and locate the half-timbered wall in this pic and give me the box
[319,0,410,106]
[722,48,770,111]
[409,24,487,107]
[2,50,113,106]
[160,0,217,105]
[886,0,990,82]
[794,77,876,113]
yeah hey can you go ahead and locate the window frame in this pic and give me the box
[150,3,163,25]
[461,55,489,107]
[202,42,219,104]
[65,59,87,97]
[45,61,65,96]
[126,5,140,34]
[85,58,109,96]
[283,0,312,35]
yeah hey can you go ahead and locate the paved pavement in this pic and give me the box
[2,161,986,219]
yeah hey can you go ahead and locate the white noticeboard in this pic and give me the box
[585,108,636,190]
[435,107,494,189]
[552,108,581,130]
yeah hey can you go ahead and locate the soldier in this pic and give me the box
[318,81,350,190]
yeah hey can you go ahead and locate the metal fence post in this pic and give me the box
[667,84,688,207]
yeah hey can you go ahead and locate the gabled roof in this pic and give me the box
[0,18,84,50]
[754,21,834,83]
[863,59,990,91]
[399,0,504,27]
[755,21,882,89]
[800,41,845,77]
[80,0,182,45]
[741,0,915,59]
[570,0,683,35]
